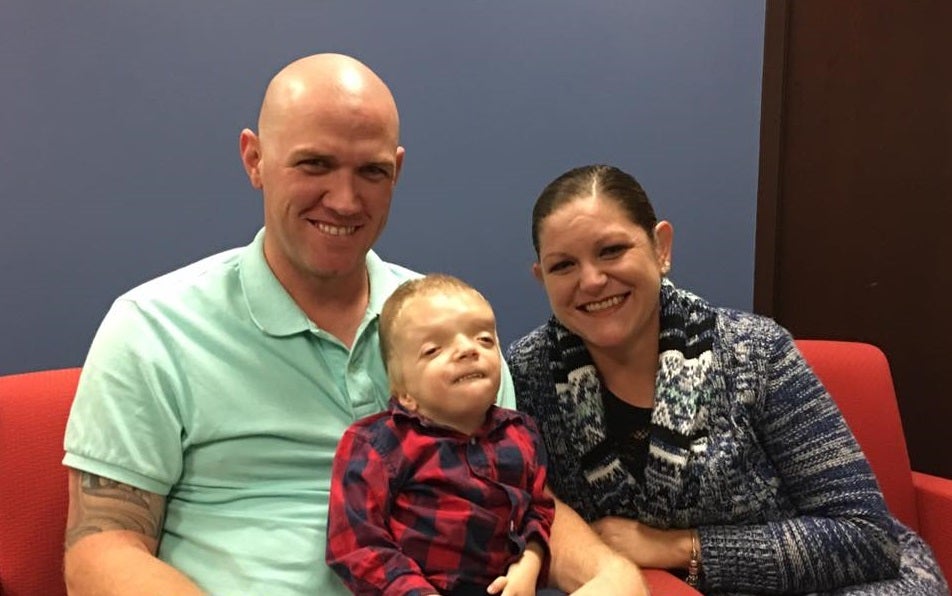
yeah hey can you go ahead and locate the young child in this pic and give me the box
[326,274,554,596]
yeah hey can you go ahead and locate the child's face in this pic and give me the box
[390,289,502,435]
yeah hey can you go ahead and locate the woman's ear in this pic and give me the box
[654,221,674,273]
[532,262,543,283]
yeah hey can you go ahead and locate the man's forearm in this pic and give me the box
[65,531,204,595]
[546,496,648,595]
[64,469,203,595]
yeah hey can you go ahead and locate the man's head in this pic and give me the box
[379,275,502,435]
[239,53,405,297]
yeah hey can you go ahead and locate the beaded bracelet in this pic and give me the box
[686,530,702,588]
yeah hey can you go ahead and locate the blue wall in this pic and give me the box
[0,2,765,375]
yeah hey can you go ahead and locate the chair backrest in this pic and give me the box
[0,367,80,596]
[795,340,919,531]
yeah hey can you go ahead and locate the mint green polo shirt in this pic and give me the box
[64,228,516,595]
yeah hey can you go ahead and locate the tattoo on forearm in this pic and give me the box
[65,470,167,550]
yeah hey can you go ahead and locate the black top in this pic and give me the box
[602,388,653,479]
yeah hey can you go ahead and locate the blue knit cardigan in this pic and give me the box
[506,281,947,595]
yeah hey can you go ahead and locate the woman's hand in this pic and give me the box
[591,516,693,570]
[487,540,544,596]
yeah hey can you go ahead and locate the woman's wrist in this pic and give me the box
[685,529,702,587]
[668,528,695,569]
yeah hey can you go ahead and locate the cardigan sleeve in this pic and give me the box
[699,322,900,593]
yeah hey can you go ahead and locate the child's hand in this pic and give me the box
[486,574,509,594]
[487,540,544,596]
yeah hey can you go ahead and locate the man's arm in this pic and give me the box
[64,468,203,595]
[546,494,649,596]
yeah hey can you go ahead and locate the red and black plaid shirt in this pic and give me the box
[326,399,554,595]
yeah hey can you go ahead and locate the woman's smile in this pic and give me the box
[579,292,629,313]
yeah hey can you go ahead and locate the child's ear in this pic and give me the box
[397,392,418,412]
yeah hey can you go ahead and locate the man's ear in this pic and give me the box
[392,146,406,185]
[239,129,263,190]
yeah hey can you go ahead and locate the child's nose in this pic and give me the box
[454,337,479,360]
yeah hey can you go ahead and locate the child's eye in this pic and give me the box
[478,335,496,347]
[422,346,440,357]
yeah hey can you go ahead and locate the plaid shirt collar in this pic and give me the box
[387,396,521,439]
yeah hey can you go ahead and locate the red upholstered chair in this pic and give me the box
[642,568,701,594]
[796,340,952,582]
[0,367,79,596]
[7,344,947,593]
[0,367,699,595]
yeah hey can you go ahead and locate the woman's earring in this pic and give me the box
[661,261,671,276]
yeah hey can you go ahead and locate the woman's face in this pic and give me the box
[533,195,672,356]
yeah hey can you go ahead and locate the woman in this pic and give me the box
[506,164,947,594]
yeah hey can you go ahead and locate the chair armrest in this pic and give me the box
[912,471,952,583]
[642,568,702,595]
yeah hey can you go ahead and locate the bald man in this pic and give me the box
[62,54,645,595]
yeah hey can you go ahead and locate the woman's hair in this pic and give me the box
[378,274,487,373]
[531,164,658,256]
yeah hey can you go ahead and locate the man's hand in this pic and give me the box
[569,553,648,596]
[546,494,649,596]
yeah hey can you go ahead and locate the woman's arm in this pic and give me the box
[698,323,899,593]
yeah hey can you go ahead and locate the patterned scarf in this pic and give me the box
[543,279,724,523]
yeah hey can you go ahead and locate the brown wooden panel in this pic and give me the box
[753,0,790,318]
[757,0,952,478]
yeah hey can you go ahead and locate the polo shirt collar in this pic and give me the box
[240,228,310,336]
[240,228,399,337]
[365,249,405,318]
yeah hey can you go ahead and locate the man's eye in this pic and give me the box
[361,166,390,180]
[299,158,330,170]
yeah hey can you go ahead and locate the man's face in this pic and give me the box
[391,290,502,435]
[245,96,404,290]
